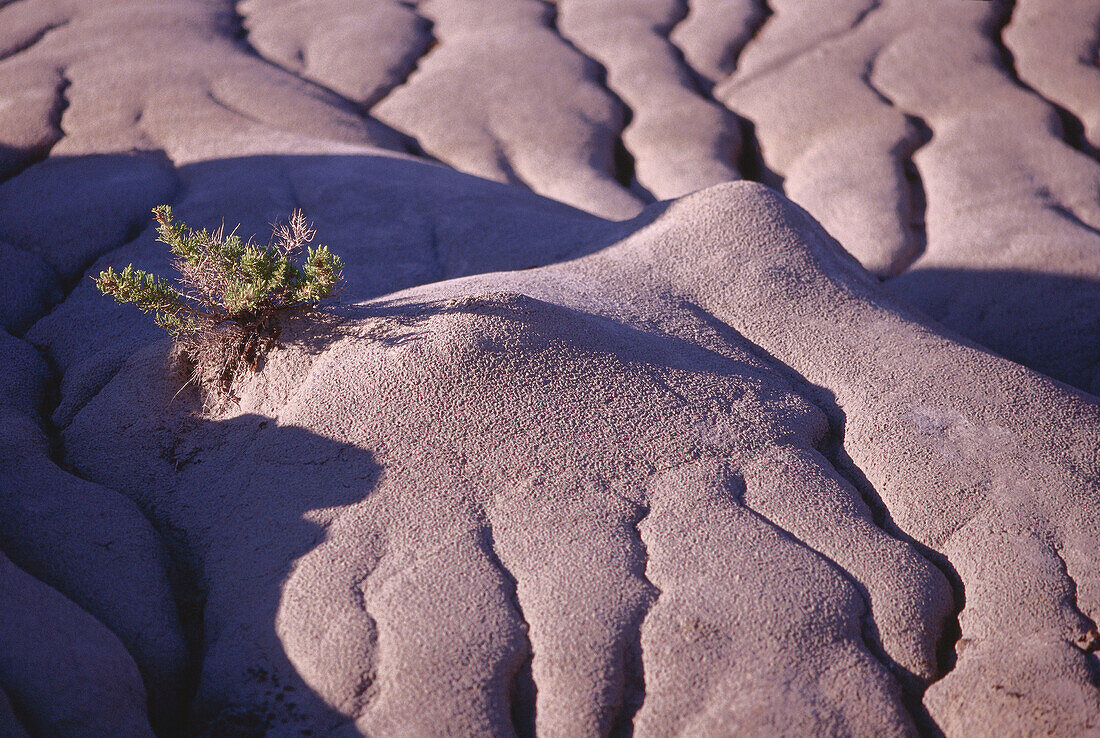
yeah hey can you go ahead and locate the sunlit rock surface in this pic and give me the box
[1,1,1097,735]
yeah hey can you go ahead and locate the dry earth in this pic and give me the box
[0,0,1098,736]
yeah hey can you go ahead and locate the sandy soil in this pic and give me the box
[0,1,1097,735]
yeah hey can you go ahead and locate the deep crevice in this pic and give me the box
[611,499,659,737]
[151,512,208,738]
[1051,544,1100,689]
[352,4,456,165]
[861,50,932,278]
[819,418,963,692]
[848,0,884,37]
[223,1,417,153]
[1046,202,1100,240]
[493,141,535,192]
[11,152,201,734]
[724,0,880,89]
[664,0,710,97]
[716,0,780,189]
[678,301,964,723]
[720,0,776,86]
[735,478,933,732]
[642,0,749,181]
[668,0,773,94]
[535,0,653,202]
[508,654,537,738]
[364,6,436,115]
[822,436,961,738]
[50,154,179,300]
[735,115,783,191]
[716,2,780,188]
[479,522,537,737]
[612,135,639,193]
[898,114,931,272]
[0,69,69,186]
[738,0,774,73]
[224,2,363,118]
[0,18,68,62]
[359,17,433,111]
[30,343,205,738]
[991,0,1100,161]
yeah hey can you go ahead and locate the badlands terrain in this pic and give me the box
[1,0,1099,735]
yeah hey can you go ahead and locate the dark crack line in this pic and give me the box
[733,469,932,731]
[726,0,882,89]
[48,65,71,159]
[864,51,932,278]
[734,0,774,76]
[352,18,432,111]
[479,521,537,738]
[821,440,962,738]
[9,334,196,733]
[808,391,963,700]
[668,0,772,94]
[205,89,263,126]
[896,113,931,273]
[664,0,707,95]
[30,324,202,736]
[534,0,654,202]
[33,196,181,464]
[709,0,780,189]
[640,0,747,179]
[364,2,437,117]
[733,114,783,190]
[848,1,883,37]
[677,300,965,705]
[0,68,68,188]
[614,498,659,737]
[42,176,177,431]
[354,2,451,162]
[1051,544,1100,680]
[225,0,416,153]
[993,0,1100,162]
[144,507,207,733]
[653,0,714,101]
[1046,202,1100,240]
[227,0,364,119]
[492,140,535,192]
[341,567,382,721]
[0,18,68,62]
[11,147,201,730]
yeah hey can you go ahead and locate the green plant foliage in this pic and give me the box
[95,206,344,391]
[96,206,343,336]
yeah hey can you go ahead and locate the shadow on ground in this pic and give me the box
[0,147,1097,734]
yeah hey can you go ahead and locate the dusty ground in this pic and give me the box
[0,0,1098,735]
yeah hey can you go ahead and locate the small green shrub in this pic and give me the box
[96,206,344,395]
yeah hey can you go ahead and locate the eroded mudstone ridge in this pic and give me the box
[0,0,1097,735]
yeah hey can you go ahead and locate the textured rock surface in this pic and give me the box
[1002,0,1100,155]
[554,0,743,199]
[0,550,154,736]
[371,0,646,219]
[1,0,1098,736]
